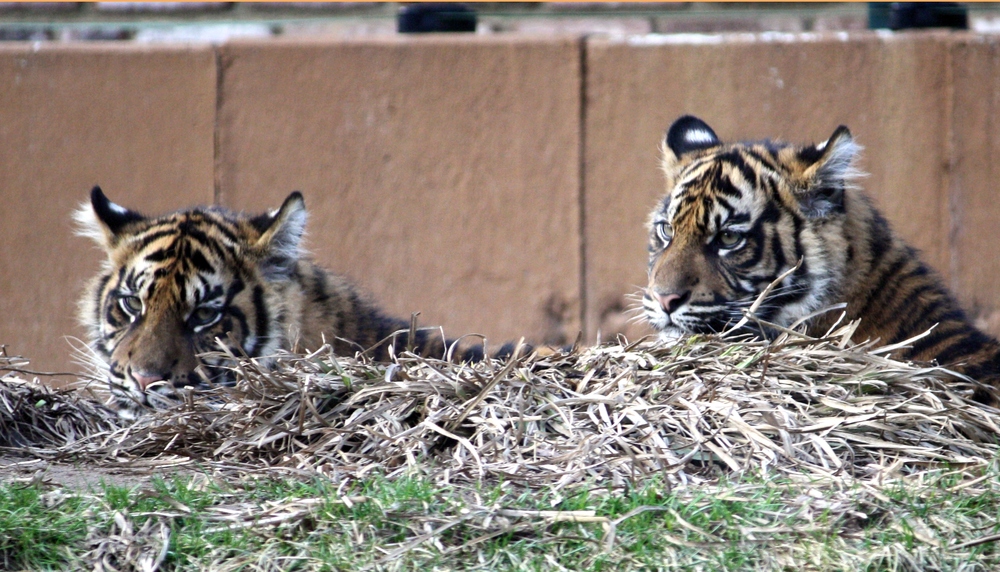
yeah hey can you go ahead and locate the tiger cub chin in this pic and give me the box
[643,115,1000,404]
[77,187,518,418]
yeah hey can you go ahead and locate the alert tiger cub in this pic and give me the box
[644,115,1000,403]
[77,187,523,418]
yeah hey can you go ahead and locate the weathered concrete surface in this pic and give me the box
[216,36,582,348]
[950,35,1000,335]
[584,31,953,341]
[0,44,216,381]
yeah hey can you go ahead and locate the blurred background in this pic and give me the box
[2,2,1000,384]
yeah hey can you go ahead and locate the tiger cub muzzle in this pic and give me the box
[645,234,741,336]
[106,303,216,405]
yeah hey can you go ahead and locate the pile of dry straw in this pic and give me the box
[2,316,999,488]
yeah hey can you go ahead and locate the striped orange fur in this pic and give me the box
[644,115,1000,403]
[77,188,523,418]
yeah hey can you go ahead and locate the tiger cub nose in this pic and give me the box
[658,291,689,315]
[132,370,167,391]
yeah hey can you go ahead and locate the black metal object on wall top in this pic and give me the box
[868,3,968,30]
[398,4,477,34]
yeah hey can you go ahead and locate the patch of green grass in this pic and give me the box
[2,464,1000,570]
[0,481,89,569]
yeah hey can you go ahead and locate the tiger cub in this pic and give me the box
[644,115,1000,403]
[77,187,515,418]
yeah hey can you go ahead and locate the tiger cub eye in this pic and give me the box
[718,230,743,248]
[190,307,222,328]
[655,222,673,244]
[118,295,142,316]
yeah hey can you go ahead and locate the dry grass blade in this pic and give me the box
[0,353,120,451]
[3,328,999,494]
[84,511,170,572]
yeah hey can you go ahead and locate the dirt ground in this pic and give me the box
[0,453,204,491]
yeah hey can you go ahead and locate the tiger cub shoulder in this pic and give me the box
[76,187,500,418]
[643,115,1000,403]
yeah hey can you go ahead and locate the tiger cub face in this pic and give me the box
[76,187,306,418]
[644,116,858,339]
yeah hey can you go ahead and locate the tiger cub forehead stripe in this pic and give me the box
[645,114,1000,405]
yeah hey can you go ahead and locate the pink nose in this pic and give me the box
[658,293,684,315]
[132,371,165,391]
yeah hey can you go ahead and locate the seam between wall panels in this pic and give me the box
[945,37,958,295]
[577,35,589,340]
[212,45,224,206]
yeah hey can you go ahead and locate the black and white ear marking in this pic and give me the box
[665,115,721,157]
[799,125,861,219]
[74,186,146,247]
[252,191,308,263]
[90,186,146,234]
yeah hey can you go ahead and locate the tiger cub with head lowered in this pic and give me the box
[77,187,512,418]
[644,115,1000,403]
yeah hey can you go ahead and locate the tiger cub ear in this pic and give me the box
[797,126,860,219]
[251,191,308,263]
[74,186,146,249]
[661,115,721,184]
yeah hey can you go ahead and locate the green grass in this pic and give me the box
[0,483,89,569]
[2,466,1000,570]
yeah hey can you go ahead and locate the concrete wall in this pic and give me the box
[0,44,215,381]
[215,37,582,349]
[950,36,1000,335]
[2,31,1000,383]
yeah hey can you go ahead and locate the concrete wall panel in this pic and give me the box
[950,36,1000,335]
[584,32,952,341]
[0,44,216,379]
[216,37,582,347]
